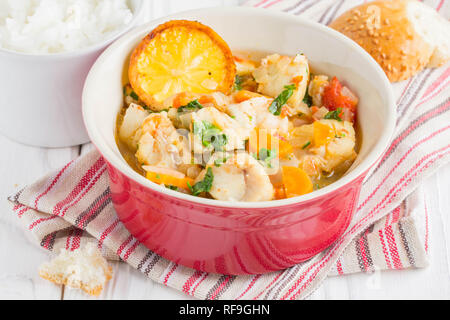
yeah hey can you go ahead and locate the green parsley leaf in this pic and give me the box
[142,105,152,112]
[268,84,296,116]
[178,99,203,113]
[255,148,277,168]
[324,107,343,121]
[302,91,313,107]
[214,157,229,167]
[166,185,179,191]
[302,141,311,149]
[335,133,346,139]
[209,133,228,150]
[234,75,243,91]
[130,91,139,101]
[194,121,228,150]
[189,167,214,196]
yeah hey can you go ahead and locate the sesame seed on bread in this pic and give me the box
[329,0,450,82]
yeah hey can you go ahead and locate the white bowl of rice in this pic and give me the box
[0,0,145,147]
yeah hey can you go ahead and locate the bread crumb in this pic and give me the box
[39,242,112,297]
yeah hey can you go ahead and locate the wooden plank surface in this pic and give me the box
[1,0,449,300]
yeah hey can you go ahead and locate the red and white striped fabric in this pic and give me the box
[8,0,450,300]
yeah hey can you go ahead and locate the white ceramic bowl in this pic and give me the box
[0,0,145,148]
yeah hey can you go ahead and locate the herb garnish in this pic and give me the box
[214,157,229,167]
[193,121,228,150]
[302,141,311,149]
[208,133,228,150]
[268,84,296,116]
[324,107,343,121]
[166,185,179,191]
[130,91,139,101]
[303,91,313,107]
[142,105,153,112]
[188,167,214,196]
[178,99,203,113]
[254,148,277,168]
[234,75,243,91]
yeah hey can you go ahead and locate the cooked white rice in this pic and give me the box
[0,0,133,54]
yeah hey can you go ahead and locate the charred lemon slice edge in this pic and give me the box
[129,20,236,109]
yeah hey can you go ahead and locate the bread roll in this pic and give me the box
[329,0,450,82]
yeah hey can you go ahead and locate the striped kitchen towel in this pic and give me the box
[7,0,450,300]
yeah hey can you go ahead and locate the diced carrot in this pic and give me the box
[274,187,286,200]
[313,121,334,147]
[198,95,215,105]
[278,138,294,159]
[281,166,313,198]
[172,92,186,108]
[292,75,303,86]
[146,171,194,191]
[273,182,286,200]
[233,90,262,103]
[172,92,198,109]
[248,128,293,159]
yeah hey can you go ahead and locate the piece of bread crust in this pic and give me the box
[329,0,450,82]
[39,242,112,297]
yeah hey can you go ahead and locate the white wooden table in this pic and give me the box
[1,0,449,300]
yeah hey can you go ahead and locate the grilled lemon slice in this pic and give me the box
[129,20,236,110]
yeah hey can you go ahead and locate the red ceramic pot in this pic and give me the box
[83,8,396,275]
[108,158,367,274]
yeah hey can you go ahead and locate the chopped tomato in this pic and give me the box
[322,77,357,122]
